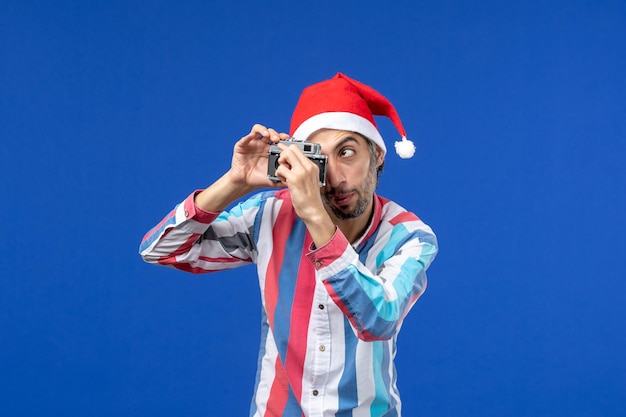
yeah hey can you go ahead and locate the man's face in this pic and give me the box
[307,129,383,221]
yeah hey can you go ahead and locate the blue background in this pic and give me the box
[1,1,625,416]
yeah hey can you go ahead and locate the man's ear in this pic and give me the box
[376,147,384,167]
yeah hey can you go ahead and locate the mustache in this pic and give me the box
[324,187,357,197]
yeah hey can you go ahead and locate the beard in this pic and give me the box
[322,160,378,220]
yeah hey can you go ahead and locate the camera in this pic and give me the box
[267,138,327,186]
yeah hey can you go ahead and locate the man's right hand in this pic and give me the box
[226,124,291,188]
[194,124,290,213]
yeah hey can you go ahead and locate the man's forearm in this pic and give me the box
[194,172,255,213]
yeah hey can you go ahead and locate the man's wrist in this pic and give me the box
[303,214,336,248]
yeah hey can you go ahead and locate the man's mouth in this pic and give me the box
[329,192,354,206]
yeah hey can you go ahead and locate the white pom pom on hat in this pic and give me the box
[290,72,416,159]
[395,136,416,159]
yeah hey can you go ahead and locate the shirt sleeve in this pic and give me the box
[139,190,259,273]
[306,220,438,341]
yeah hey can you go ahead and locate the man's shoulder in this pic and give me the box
[374,195,437,248]
[376,195,431,230]
[377,195,418,221]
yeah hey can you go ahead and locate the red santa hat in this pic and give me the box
[290,72,416,159]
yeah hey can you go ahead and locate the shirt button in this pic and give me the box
[319,345,326,352]
[312,390,319,396]
[314,261,322,268]
[318,304,325,310]
[184,210,190,217]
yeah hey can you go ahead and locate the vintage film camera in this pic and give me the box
[267,138,327,186]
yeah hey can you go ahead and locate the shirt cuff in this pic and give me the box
[305,227,353,275]
[181,190,220,224]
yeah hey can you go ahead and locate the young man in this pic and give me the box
[140,73,438,417]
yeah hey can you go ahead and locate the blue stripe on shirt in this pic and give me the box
[371,341,390,417]
[252,195,268,247]
[215,193,264,222]
[249,307,270,417]
[284,385,303,416]
[337,315,358,417]
[356,225,381,265]
[374,225,417,271]
[391,257,427,307]
[328,267,397,340]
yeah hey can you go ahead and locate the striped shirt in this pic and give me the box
[140,188,438,417]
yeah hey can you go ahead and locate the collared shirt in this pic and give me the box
[140,189,438,417]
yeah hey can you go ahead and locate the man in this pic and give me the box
[140,73,438,417]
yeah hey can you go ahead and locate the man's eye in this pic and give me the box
[340,149,355,157]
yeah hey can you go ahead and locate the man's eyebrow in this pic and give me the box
[332,136,360,151]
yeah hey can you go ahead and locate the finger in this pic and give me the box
[250,124,270,140]
[266,128,282,144]
[277,142,309,165]
[274,161,299,185]
[237,124,267,146]
[271,180,288,189]
[277,145,319,181]
[275,156,320,189]
[250,123,268,136]
[276,143,302,167]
